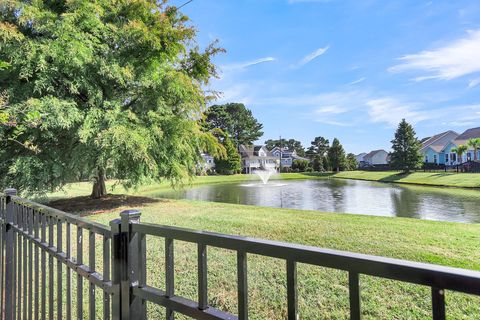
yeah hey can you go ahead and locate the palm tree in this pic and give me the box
[451,145,468,163]
[467,138,480,161]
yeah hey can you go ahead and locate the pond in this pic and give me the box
[152,179,480,223]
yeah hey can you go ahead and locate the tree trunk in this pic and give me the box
[91,168,107,199]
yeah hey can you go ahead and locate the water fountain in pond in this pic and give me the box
[254,168,275,184]
[240,168,286,187]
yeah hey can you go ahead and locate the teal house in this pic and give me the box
[420,130,459,165]
[444,127,480,164]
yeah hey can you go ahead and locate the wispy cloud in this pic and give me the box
[295,46,329,67]
[366,98,429,126]
[389,29,480,81]
[221,57,276,72]
[468,78,480,89]
[347,77,366,85]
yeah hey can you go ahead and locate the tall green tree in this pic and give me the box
[345,153,358,171]
[214,134,241,175]
[467,138,480,161]
[306,136,329,159]
[390,119,422,173]
[264,138,305,156]
[327,138,346,172]
[0,0,223,198]
[202,103,263,146]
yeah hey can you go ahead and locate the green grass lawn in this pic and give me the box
[81,199,480,319]
[334,170,480,188]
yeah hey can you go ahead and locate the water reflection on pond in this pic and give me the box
[152,179,480,223]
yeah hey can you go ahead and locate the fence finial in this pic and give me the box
[120,209,141,226]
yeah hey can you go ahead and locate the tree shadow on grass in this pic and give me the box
[378,172,412,182]
[48,194,165,216]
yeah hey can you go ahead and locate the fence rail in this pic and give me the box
[1,188,480,319]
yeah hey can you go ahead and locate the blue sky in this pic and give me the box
[176,0,480,154]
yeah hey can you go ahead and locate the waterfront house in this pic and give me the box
[420,130,459,165]
[238,145,278,173]
[443,127,480,164]
[270,147,310,168]
[355,153,367,163]
[363,149,389,165]
[199,153,215,171]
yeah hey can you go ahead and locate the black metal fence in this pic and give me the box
[1,188,480,319]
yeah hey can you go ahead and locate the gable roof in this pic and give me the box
[238,145,275,159]
[453,127,480,146]
[364,149,388,160]
[420,130,459,153]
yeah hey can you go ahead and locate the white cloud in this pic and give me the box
[348,77,366,85]
[389,29,480,81]
[468,78,480,89]
[366,98,429,126]
[314,105,348,114]
[296,46,329,67]
[221,57,276,72]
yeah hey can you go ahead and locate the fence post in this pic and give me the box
[4,188,17,320]
[110,218,123,320]
[119,209,146,320]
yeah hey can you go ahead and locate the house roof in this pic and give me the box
[239,145,275,159]
[453,127,480,146]
[364,149,388,160]
[420,130,459,153]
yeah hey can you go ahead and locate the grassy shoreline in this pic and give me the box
[84,198,480,319]
[333,171,480,188]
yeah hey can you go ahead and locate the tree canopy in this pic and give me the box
[264,138,305,156]
[306,136,329,159]
[390,119,422,173]
[0,0,223,198]
[202,103,263,146]
[327,138,346,172]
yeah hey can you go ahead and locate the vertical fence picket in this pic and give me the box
[28,207,33,320]
[23,206,28,320]
[349,272,361,320]
[17,204,22,319]
[165,237,175,320]
[34,210,40,320]
[41,213,47,320]
[197,244,208,311]
[286,260,298,320]
[237,251,248,320]
[66,222,72,320]
[48,217,54,320]
[103,236,111,320]
[77,226,83,320]
[0,196,4,320]
[432,287,446,320]
[89,231,96,320]
[56,219,63,320]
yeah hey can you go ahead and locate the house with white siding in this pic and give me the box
[270,147,309,168]
[238,145,278,173]
[363,150,389,165]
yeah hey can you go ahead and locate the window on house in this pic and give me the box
[425,156,428,163]
[445,154,448,163]
[467,153,472,161]
[451,153,456,162]
[433,155,437,164]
